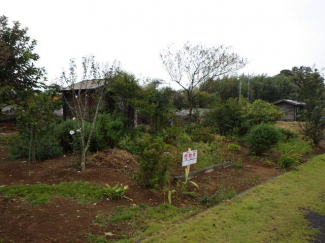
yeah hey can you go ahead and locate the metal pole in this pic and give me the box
[238,77,242,101]
[247,75,250,102]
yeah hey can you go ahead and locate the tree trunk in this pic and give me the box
[81,149,86,172]
[189,104,193,122]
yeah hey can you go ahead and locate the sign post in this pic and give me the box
[182,148,197,174]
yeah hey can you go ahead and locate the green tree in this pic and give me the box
[0,15,45,114]
[284,66,325,143]
[139,81,174,132]
[17,89,61,165]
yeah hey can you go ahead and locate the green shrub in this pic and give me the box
[275,139,312,156]
[190,127,214,143]
[8,134,62,161]
[205,98,249,136]
[191,140,230,170]
[246,99,284,125]
[277,128,298,141]
[54,119,77,153]
[228,143,241,151]
[118,135,141,154]
[36,135,62,160]
[162,126,191,146]
[96,113,125,148]
[136,135,172,189]
[247,123,281,155]
[8,134,29,160]
[278,154,300,169]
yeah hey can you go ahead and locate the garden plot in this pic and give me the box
[0,142,280,243]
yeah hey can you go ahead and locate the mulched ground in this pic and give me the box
[0,135,282,243]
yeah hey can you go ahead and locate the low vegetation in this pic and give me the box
[143,154,325,243]
[0,181,105,205]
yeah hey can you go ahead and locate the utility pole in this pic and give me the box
[247,73,250,102]
[238,77,242,101]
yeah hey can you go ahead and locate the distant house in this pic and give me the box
[175,108,211,118]
[61,79,115,119]
[273,99,306,121]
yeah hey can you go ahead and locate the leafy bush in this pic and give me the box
[275,139,312,156]
[135,135,172,189]
[206,98,246,136]
[8,134,62,161]
[7,134,29,160]
[247,123,281,155]
[277,128,298,141]
[246,99,284,125]
[54,119,77,153]
[190,127,214,143]
[162,126,191,146]
[96,113,125,148]
[278,154,300,169]
[36,135,62,160]
[228,143,241,151]
[192,140,230,170]
[118,135,141,155]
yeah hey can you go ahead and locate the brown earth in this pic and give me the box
[0,141,282,243]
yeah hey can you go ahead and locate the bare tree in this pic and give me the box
[60,55,119,171]
[161,42,247,119]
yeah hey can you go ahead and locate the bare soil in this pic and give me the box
[0,139,281,242]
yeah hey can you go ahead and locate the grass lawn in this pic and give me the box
[143,154,325,243]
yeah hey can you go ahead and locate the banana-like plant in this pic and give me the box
[103,183,131,200]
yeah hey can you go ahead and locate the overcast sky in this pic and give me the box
[1,0,325,87]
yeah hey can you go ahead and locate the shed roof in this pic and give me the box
[61,79,105,91]
[273,99,306,106]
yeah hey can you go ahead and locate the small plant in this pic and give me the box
[184,167,199,189]
[201,176,212,182]
[199,187,236,207]
[103,183,130,200]
[233,157,243,169]
[278,154,301,169]
[228,143,241,151]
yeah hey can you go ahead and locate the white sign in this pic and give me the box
[182,150,197,167]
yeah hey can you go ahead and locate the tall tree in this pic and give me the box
[161,42,246,120]
[60,55,119,171]
[0,16,45,113]
[284,66,325,143]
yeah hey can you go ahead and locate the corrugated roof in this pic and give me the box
[61,79,105,91]
[273,99,306,106]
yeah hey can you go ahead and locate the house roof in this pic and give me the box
[61,79,105,91]
[273,99,306,106]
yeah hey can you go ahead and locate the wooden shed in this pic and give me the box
[273,99,305,121]
[61,79,115,119]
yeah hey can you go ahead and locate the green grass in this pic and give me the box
[273,138,313,156]
[0,181,104,205]
[90,204,200,242]
[142,154,325,243]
